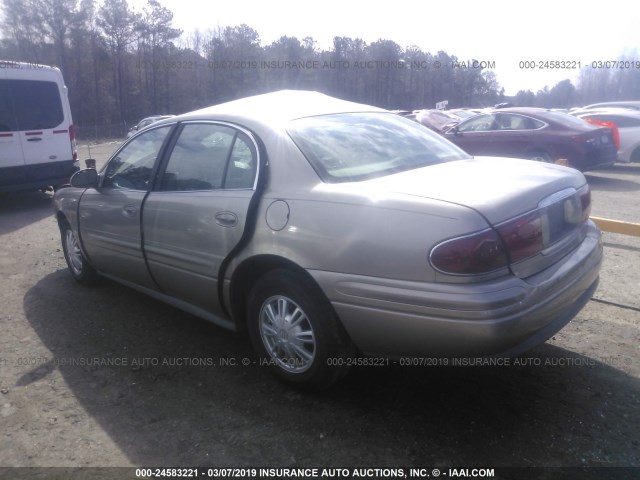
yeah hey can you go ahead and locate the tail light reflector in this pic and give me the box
[579,185,591,222]
[496,211,544,263]
[584,118,620,150]
[69,124,77,161]
[430,229,508,275]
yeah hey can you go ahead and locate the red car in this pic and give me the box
[441,107,617,171]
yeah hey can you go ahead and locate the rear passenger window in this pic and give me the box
[495,114,544,130]
[224,133,257,189]
[0,79,64,131]
[160,124,256,191]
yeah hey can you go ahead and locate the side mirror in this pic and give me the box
[444,125,458,135]
[70,168,99,188]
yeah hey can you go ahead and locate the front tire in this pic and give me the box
[247,269,354,389]
[60,221,99,286]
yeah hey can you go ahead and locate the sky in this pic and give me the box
[126,0,639,96]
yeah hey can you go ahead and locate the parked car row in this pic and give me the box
[408,104,632,170]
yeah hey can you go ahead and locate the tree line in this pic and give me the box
[1,0,639,138]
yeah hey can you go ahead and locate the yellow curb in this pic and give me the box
[591,216,640,237]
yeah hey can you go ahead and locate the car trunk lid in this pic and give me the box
[355,157,591,278]
[361,157,586,224]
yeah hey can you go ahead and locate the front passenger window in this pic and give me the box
[103,126,171,190]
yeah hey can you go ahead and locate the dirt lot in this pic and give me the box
[0,143,638,478]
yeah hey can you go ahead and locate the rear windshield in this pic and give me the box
[0,79,64,132]
[543,111,594,129]
[287,112,470,182]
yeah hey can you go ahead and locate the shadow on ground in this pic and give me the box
[21,270,640,468]
[0,191,54,235]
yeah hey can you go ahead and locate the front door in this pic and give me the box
[78,124,174,289]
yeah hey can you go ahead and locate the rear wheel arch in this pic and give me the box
[56,211,70,229]
[228,255,324,332]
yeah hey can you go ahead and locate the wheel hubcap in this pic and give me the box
[259,295,316,373]
[531,154,549,162]
[65,229,83,276]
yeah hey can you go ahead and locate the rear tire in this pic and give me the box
[60,221,99,286]
[528,150,552,163]
[631,147,640,163]
[247,269,354,389]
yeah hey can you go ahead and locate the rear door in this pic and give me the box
[11,78,70,167]
[78,124,174,288]
[142,122,259,316]
[0,78,24,184]
[489,113,539,157]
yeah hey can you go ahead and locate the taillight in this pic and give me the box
[584,118,620,150]
[579,185,591,222]
[69,124,77,161]
[496,211,544,263]
[430,229,508,275]
[430,187,592,276]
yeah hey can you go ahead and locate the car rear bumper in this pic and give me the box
[309,221,602,357]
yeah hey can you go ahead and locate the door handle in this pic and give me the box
[122,204,138,218]
[26,137,42,142]
[215,211,237,227]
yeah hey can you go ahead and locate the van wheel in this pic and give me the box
[247,269,354,389]
[60,221,99,285]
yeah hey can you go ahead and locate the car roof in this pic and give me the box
[141,115,172,121]
[486,107,552,115]
[572,108,640,118]
[584,101,640,109]
[168,90,386,127]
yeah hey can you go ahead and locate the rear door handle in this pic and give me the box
[215,211,237,227]
[26,137,42,142]
[122,204,138,218]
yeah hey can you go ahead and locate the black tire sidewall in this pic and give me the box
[247,270,352,388]
[60,222,98,285]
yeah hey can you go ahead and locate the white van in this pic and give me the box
[0,60,78,192]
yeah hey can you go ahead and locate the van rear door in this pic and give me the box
[0,78,25,184]
[12,78,74,182]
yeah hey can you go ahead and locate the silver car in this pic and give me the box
[53,90,602,388]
